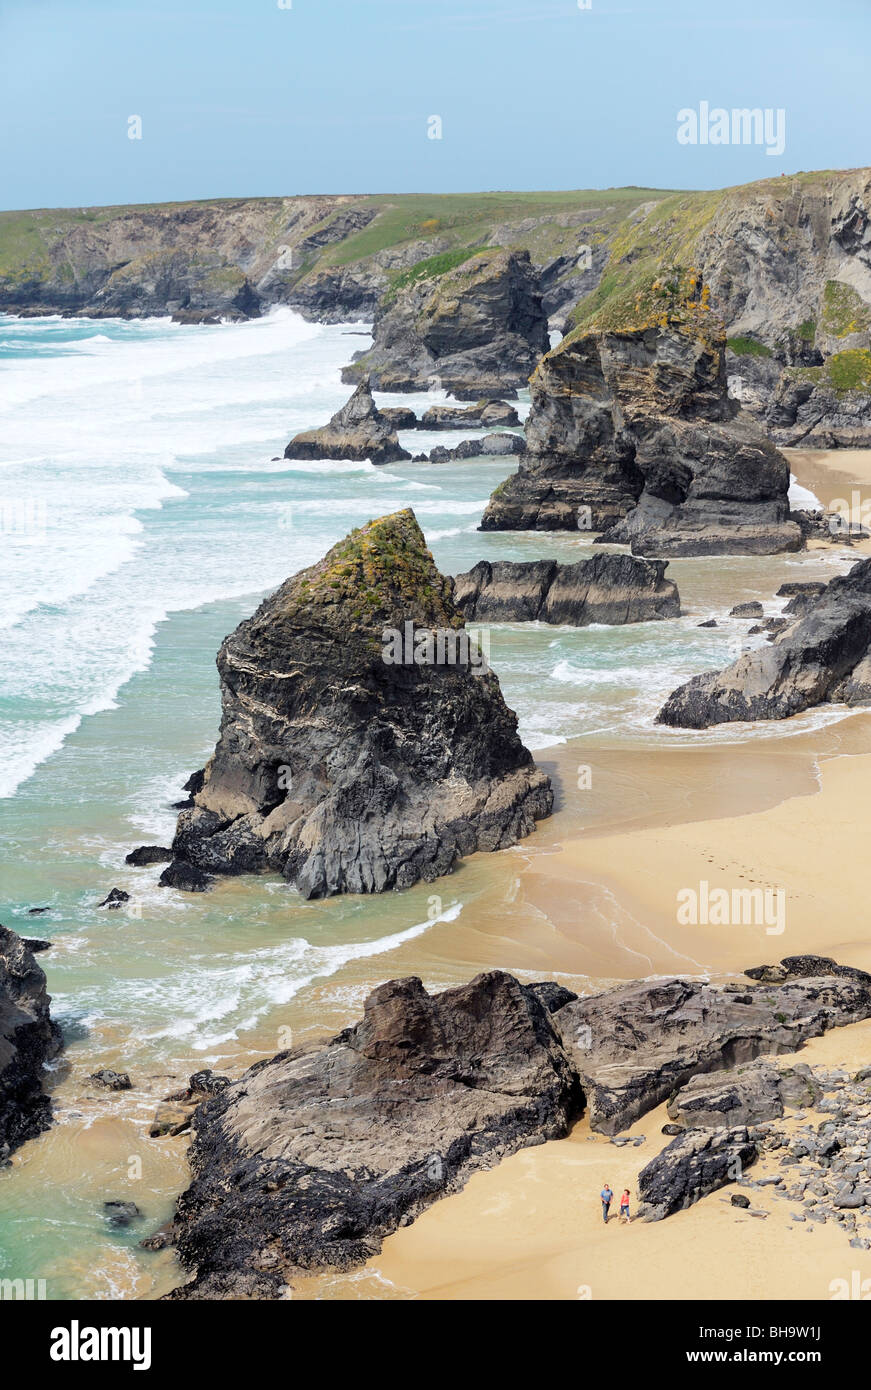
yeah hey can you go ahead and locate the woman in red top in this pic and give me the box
[619,1189,631,1224]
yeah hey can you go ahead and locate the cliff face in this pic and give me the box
[166,510,552,898]
[481,292,801,556]
[0,925,62,1158]
[341,248,550,395]
[0,188,673,324]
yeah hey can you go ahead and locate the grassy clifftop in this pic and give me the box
[2,169,868,338]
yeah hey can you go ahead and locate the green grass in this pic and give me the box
[384,245,488,301]
[821,280,871,338]
[827,349,871,392]
[727,335,773,357]
[786,349,871,395]
[319,188,681,269]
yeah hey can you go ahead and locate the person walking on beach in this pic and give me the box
[619,1188,631,1224]
[600,1183,613,1223]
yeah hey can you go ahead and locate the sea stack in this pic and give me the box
[284,377,411,465]
[0,924,62,1158]
[480,270,803,556]
[164,509,552,897]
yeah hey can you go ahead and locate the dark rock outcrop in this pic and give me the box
[379,406,418,430]
[284,379,410,466]
[426,433,525,464]
[0,925,62,1158]
[159,861,212,894]
[480,301,802,556]
[167,971,582,1299]
[166,510,552,898]
[104,1201,143,1228]
[657,557,871,727]
[744,954,871,986]
[763,363,871,448]
[89,1069,133,1091]
[97,888,130,909]
[342,249,549,395]
[420,400,520,431]
[638,1127,758,1220]
[665,1058,820,1130]
[125,845,174,867]
[553,970,871,1135]
[453,554,680,625]
[165,957,871,1295]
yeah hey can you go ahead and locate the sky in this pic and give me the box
[1,0,869,210]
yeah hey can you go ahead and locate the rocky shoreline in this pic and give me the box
[159,955,871,1298]
[0,925,62,1160]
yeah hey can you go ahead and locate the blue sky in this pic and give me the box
[1,0,869,209]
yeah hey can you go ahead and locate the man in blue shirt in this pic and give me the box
[600,1184,613,1223]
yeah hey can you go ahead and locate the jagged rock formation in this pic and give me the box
[765,354,871,447]
[729,347,871,447]
[480,288,802,556]
[0,924,62,1158]
[165,957,871,1296]
[657,557,871,728]
[552,970,871,1135]
[284,378,410,465]
[453,553,679,625]
[341,249,549,395]
[165,510,552,898]
[166,972,581,1298]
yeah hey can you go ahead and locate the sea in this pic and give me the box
[0,307,859,1299]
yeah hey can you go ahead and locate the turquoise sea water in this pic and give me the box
[0,310,860,1298]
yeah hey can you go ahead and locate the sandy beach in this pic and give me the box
[289,449,871,1302]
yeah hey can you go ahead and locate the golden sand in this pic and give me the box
[294,448,871,1301]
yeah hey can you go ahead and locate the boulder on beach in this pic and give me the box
[165,509,552,898]
[453,553,680,625]
[657,557,871,727]
[0,924,62,1157]
[283,378,411,465]
[166,971,582,1299]
[637,1127,758,1221]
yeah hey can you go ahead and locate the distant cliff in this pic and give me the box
[3,172,870,439]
